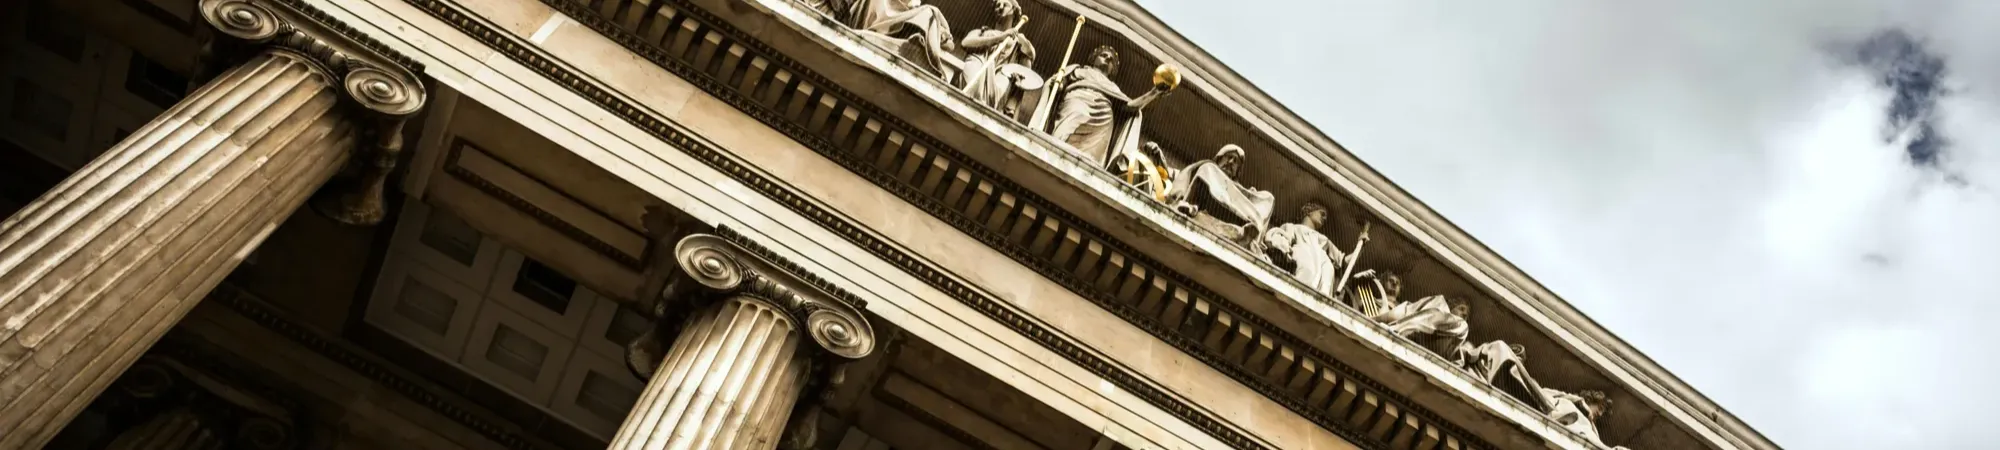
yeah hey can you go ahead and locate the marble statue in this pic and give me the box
[811,0,962,80]
[1542,388,1616,448]
[1346,273,1471,354]
[1048,45,1133,163]
[1264,202,1359,299]
[1342,269,1400,317]
[958,0,1041,116]
[1455,340,1553,412]
[1372,295,1470,340]
[1163,144,1275,251]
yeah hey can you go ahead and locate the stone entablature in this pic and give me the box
[713,1,1773,450]
[390,0,1643,448]
[287,0,1770,448]
[741,1,1610,447]
[510,0,1523,448]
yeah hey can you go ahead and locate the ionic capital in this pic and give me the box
[196,0,430,225]
[666,234,877,360]
[198,0,427,117]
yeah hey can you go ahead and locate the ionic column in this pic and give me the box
[0,0,424,446]
[613,234,876,450]
[104,408,224,450]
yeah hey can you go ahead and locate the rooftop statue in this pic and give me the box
[1342,269,1470,341]
[1344,269,1399,317]
[1033,43,1175,164]
[1162,144,1274,252]
[1372,294,1471,342]
[1542,388,1626,449]
[1455,340,1554,412]
[1263,202,1366,300]
[809,0,962,81]
[958,0,1042,117]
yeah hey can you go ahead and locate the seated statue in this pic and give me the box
[1542,388,1618,448]
[1340,269,1467,338]
[1342,269,1399,317]
[811,0,962,81]
[1163,144,1275,251]
[1263,202,1360,299]
[1370,294,1470,342]
[957,0,1041,117]
[1454,340,1554,412]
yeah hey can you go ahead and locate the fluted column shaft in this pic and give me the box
[0,50,353,448]
[613,234,877,450]
[612,296,810,450]
[0,1,424,446]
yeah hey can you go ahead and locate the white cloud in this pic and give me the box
[1142,0,2000,448]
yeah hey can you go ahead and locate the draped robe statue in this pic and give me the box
[1542,388,1620,448]
[1047,46,1133,164]
[1454,340,1554,412]
[1371,294,1470,341]
[1163,144,1275,252]
[810,0,962,80]
[1344,270,1398,317]
[1264,203,1353,299]
[958,0,1040,116]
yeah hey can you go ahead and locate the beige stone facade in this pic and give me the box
[0,0,1775,449]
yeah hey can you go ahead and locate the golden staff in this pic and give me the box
[1058,15,1087,71]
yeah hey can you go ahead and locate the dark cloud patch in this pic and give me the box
[1862,252,1892,267]
[1839,30,1951,168]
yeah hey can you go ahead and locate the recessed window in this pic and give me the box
[11,78,73,141]
[576,371,640,420]
[394,279,458,334]
[511,258,576,314]
[418,210,483,265]
[486,324,549,379]
[22,4,85,62]
[124,53,188,109]
[604,306,651,347]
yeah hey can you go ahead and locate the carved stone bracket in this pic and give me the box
[195,0,429,225]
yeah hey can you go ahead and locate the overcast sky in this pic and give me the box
[1141,1,2000,449]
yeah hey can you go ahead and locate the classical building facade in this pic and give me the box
[0,0,1779,449]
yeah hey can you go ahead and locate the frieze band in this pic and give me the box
[673,1,1623,448]
[387,0,1615,448]
[793,7,1615,444]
